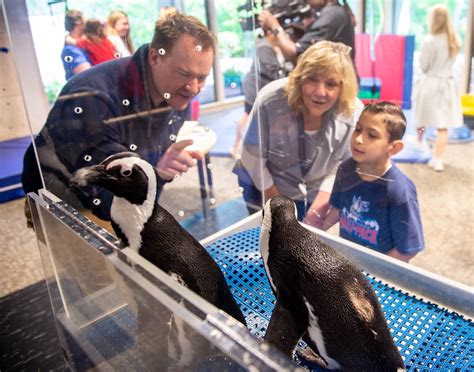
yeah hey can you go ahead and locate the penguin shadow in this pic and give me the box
[135,290,242,371]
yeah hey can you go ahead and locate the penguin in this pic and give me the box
[260,196,404,371]
[71,152,247,325]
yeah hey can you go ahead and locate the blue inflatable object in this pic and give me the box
[0,136,31,203]
[393,134,431,164]
[425,125,473,144]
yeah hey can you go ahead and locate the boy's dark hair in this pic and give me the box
[150,12,217,55]
[362,101,407,142]
[84,19,105,39]
[65,10,84,33]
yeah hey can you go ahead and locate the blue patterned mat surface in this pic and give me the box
[62,227,473,370]
[207,227,474,370]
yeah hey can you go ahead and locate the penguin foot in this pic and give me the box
[296,348,327,369]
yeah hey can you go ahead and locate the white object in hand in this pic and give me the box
[176,120,217,154]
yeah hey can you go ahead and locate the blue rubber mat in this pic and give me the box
[206,227,474,370]
[0,136,30,203]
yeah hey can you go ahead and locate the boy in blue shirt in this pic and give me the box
[322,101,424,262]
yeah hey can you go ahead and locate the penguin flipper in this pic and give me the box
[264,299,307,357]
[111,220,129,246]
[296,348,328,369]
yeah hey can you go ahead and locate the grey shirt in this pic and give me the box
[239,78,363,203]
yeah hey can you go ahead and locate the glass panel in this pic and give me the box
[215,0,254,99]
[19,2,256,239]
[181,0,217,103]
[28,193,295,370]
[26,0,161,105]
[237,0,473,289]
[8,0,473,369]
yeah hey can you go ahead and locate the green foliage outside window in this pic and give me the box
[27,0,255,102]
[27,0,157,48]
[183,0,248,58]
[67,0,157,47]
[27,0,160,104]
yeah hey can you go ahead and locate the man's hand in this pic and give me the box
[258,10,280,31]
[156,140,204,180]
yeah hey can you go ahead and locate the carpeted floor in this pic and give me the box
[0,107,472,370]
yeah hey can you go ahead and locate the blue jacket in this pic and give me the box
[22,44,190,220]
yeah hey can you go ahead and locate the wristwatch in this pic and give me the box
[272,26,284,36]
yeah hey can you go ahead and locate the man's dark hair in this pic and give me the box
[64,10,84,33]
[150,12,217,55]
[362,101,407,142]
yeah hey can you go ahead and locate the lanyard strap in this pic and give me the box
[298,116,309,177]
[298,117,308,209]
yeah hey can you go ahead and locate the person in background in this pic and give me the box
[61,10,91,80]
[258,0,356,65]
[231,29,289,158]
[235,41,363,223]
[22,12,216,224]
[76,18,117,65]
[231,6,317,159]
[322,102,424,262]
[106,10,134,57]
[414,4,463,172]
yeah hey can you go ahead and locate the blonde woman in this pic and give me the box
[235,40,363,227]
[106,10,134,57]
[414,4,463,172]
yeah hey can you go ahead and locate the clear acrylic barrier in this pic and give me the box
[5,0,473,369]
[7,0,260,239]
[29,190,473,370]
[28,190,296,371]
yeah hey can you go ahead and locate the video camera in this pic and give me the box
[238,0,311,33]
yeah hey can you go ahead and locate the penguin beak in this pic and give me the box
[70,164,115,187]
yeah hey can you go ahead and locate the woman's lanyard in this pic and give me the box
[297,113,327,211]
[298,117,310,210]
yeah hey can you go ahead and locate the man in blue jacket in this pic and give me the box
[22,12,216,222]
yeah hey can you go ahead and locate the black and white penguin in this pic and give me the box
[71,152,247,326]
[260,196,404,371]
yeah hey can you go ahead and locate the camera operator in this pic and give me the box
[259,0,356,65]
